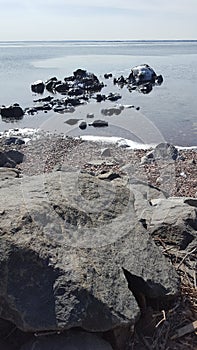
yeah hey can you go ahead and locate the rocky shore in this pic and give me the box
[0,58,196,350]
[0,131,196,350]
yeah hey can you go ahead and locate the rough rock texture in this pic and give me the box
[0,171,181,337]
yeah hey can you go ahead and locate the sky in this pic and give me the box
[0,0,196,41]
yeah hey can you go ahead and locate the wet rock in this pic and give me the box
[0,104,24,119]
[155,75,163,85]
[138,83,153,94]
[89,120,109,127]
[45,77,59,92]
[106,93,122,102]
[104,73,113,79]
[79,121,87,130]
[33,96,54,103]
[115,64,163,94]
[96,94,106,102]
[31,80,45,94]
[54,83,69,94]
[72,69,104,92]
[101,105,124,116]
[128,64,157,84]
[68,87,84,96]
[86,113,94,118]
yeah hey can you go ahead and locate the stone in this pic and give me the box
[20,331,113,350]
[5,150,24,165]
[104,73,113,79]
[101,148,111,157]
[45,77,58,92]
[106,93,122,102]
[98,171,121,181]
[141,143,179,164]
[86,113,94,118]
[89,120,108,127]
[79,121,87,130]
[0,105,24,119]
[128,64,157,84]
[55,83,69,94]
[154,143,178,161]
[0,171,180,339]
[4,137,25,146]
[0,150,24,168]
[149,197,197,249]
[101,105,124,116]
[31,80,45,94]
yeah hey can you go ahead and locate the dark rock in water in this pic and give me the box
[114,64,163,95]
[72,69,104,93]
[54,83,69,94]
[73,68,87,78]
[4,137,25,146]
[0,105,24,119]
[90,120,109,127]
[96,94,106,102]
[68,87,84,96]
[106,93,122,101]
[31,80,45,94]
[104,73,113,79]
[128,64,157,84]
[101,106,124,116]
[45,77,58,92]
[33,103,53,112]
[138,83,153,94]
[155,75,163,85]
[79,121,87,130]
[64,97,82,106]
[33,96,54,103]
[53,105,66,113]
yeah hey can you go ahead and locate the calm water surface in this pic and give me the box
[0,41,197,146]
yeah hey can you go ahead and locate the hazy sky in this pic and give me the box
[0,0,196,41]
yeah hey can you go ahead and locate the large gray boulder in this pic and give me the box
[0,171,182,341]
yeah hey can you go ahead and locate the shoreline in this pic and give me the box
[0,128,196,198]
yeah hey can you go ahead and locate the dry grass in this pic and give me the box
[128,239,197,350]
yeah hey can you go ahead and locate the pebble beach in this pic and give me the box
[0,130,196,198]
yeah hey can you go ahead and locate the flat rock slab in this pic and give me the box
[0,171,179,333]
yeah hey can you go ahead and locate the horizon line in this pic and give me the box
[0,39,197,43]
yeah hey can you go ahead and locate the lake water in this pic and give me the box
[0,40,197,146]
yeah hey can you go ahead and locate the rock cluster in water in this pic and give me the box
[0,65,163,122]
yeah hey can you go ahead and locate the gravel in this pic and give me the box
[0,134,196,197]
